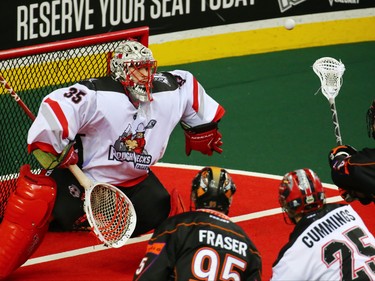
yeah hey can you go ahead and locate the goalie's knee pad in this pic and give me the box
[169,188,186,217]
[0,164,57,279]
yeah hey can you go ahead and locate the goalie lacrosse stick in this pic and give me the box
[0,73,137,248]
[313,57,346,145]
[68,165,137,248]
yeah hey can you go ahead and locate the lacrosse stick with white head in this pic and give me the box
[68,165,137,248]
[313,57,346,145]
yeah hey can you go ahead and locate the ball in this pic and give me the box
[284,18,295,30]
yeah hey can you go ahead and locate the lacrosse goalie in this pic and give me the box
[0,39,225,279]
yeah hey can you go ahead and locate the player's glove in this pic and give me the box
[32,142,78,170]
[339,187,374,205]
[182,121,223,156]
[338,187,357,203]
[56,145,79,169]
[328,145,357,172]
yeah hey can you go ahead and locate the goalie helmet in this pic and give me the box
[110,40,157,102]
[278,168,325,223]
[366,99,375,139]
[191,166,236,215]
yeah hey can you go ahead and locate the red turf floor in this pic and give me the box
[6,165,375,281]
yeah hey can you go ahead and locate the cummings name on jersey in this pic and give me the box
[199,230,248,257]
[302,208,356,248]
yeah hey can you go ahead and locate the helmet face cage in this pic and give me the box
[191,167,236,215]
[110,40,157,102]
[278,169,326,222]
[366,100,375,139]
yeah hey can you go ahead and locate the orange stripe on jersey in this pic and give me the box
[150,221,246,242]
[192,77,199,112]
[146,242,166,255]
[44,98,69,139]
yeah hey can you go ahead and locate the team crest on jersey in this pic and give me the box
[109,120,156,170]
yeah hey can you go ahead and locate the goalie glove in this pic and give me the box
[181,121,223,156]
[32,142,78,170]
[328,145,357,173]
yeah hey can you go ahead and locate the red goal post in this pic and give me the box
[0,26,149,221]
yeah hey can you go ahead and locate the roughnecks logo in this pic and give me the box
[109,120,156,170]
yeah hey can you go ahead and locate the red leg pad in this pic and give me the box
[0,165,56,279]
[169,188,187,217]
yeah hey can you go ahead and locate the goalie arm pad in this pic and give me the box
[0,164,57,279]
[181,121,223,156]
[31,142,78,170]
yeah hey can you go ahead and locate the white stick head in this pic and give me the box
[313,57,345,100]
[84,182,137,248]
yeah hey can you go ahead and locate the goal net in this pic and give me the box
[0,27,149,221]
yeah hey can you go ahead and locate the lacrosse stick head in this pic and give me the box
[313,57,345,101]
[84,183,137,248]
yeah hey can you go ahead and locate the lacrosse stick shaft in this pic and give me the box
[0,74,36,121]
[68,165,92,189]
[328,98,343,145]
[0,74,89,185]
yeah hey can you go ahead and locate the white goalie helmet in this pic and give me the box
[110,40,157,102]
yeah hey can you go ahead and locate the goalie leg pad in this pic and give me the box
[169,188,186,217]
[0,164,56,279]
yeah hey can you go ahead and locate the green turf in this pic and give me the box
[158,41,375,183]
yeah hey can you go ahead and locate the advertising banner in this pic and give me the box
[1,0,374,50]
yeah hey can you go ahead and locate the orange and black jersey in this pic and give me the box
[331,147,375,203]
[133,209,262,281]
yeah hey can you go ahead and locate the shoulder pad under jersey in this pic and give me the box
[79,76,125,93]
[152,72,180,93]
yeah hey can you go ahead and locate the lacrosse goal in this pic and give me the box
[0,26,149,221]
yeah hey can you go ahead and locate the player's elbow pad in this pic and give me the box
[182,121,223,156]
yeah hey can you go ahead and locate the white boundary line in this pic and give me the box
[23,162,341,266]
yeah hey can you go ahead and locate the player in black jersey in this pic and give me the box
[271,168,375,280]
[328,99,375,205]
[133,166,262,281]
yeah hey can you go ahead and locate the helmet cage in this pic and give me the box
[110,40,157,102]
[366,100,375,139]
[278,169,325,221]
[191,167,236,215]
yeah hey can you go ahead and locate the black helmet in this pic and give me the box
[191,166,236,215]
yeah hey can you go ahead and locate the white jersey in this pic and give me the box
[271,204,375,281]
[27,70,224,185]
